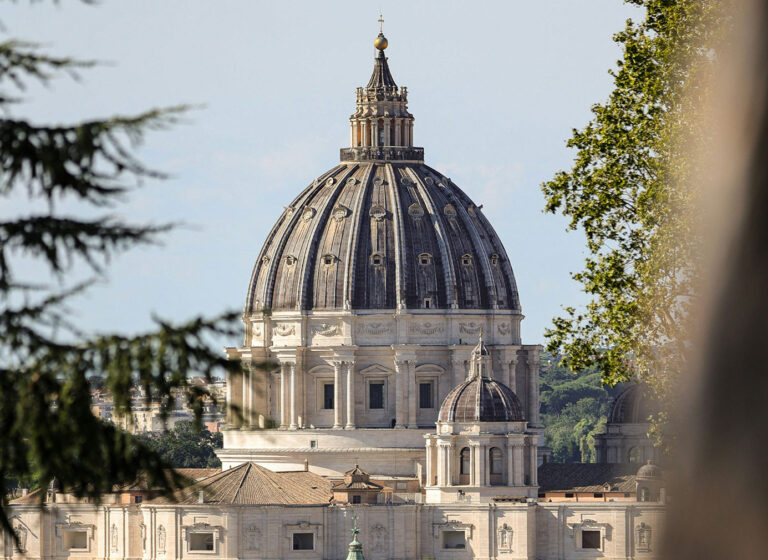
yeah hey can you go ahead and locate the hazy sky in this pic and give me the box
[3,1,640,345]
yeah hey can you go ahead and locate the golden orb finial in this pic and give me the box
[375,11,388,50]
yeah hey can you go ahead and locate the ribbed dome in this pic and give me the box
[245,163,520,313]
[608,384,658,424]
[438,375,523,423]
[636,461,662,479]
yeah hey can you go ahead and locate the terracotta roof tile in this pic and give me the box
[538,463,638,493]
[149,463,332,505]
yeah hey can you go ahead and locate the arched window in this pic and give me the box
[628,447,642,464]
[460,447,470,475]
[639,487,650,502]
[489,447,503,475]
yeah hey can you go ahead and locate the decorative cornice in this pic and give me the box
[340,146,424,162]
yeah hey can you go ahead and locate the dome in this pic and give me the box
[636,461,662,479]
[438,337,523,423]
[607,383,659,424]
[244,31,519,315]
[245,163,520,313]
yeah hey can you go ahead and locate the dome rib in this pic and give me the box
[298,166,355,309]
[437,374,524,423]
[246,162,521,313]
[385,163,407,310]
[341,164,372,307]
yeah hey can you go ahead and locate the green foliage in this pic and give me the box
[540,353,615,463]
[136,421,223,469]
[541,1,727,402]
[0,29,244,537]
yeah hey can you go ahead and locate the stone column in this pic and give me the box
[279,364,288,429]
[345,362,356,429]
[479,444,488,486]
[506,439,515,486]
[241,368,249,427]
[363,120,370,146]
[529,437,538,485]
[225,370,234,426]
[513,443,524,485]
[407,361,417,429]
[469,444,479,486]
[289,363,297,430]
[384,120,391,146]
[425,438,434,487]
[332,361,343,429]
[452,357,465,387]
[394,119,401,146]
[371,121,378,147]
[394,360,406,428]
[528,355,540,425]
[507,352,518,393]
[409,122,414,146]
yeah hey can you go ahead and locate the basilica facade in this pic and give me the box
[4,27,665,560]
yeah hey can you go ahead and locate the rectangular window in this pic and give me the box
[352,495,362,504]
[323,383,334,410]
[369,382,384,409]
[134,495,143,504]
[442,530,466,549]
[292,533,314,551]
[581,530,601,549]
[63,531,88,550]
[189,533,214,551]
[419,382,433,409]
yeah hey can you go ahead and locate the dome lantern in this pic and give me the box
[342,19,422,163]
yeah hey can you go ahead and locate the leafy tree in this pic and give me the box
[137,421,223,469]
[539,353,615,463]
[0,24,244,535]
[541,0,726,408]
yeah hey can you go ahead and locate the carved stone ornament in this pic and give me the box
[245,525,262,551]
[261,255,270,265]
[273,324,295,337]
[408,203,424,218]
[437,182,446,189]
[409,322,444,335]
[459,322,483,335]
[424,176,434,186]
[498,523,513,551]
[284,255,297,266]
[13,522,28,552]
[346,177,357,186]
[284,206,294,218]
[110,524,118,552]
[157,525,166,554]
[253,326,263,337]
[467,204,477,217]
[369,204,387,222]
[498,322,511,335]
[373,176,384,187]
[302,207,316,221]
[312,323,341,337]
[332,204,350,222]
[401,177,412,187]
[326,177,336,186]
[370,524,387,553]
[636,523,652,552]
[432,520,473,539]
[444,204,457,218]
[358,322,392,335]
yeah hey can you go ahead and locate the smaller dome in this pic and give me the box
[374,33,388,50]
[608,383,659,424]
[438,376,523,423]
[637,461,662,479]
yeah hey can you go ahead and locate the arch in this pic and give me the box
[489,447,503,475]
[628,446,642,464]
[459,447,471,477]
[489,446,504,486]
[639,487,650,502]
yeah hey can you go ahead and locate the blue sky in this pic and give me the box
[3,0,640,345]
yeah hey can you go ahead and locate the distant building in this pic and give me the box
[4,25,665,560]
